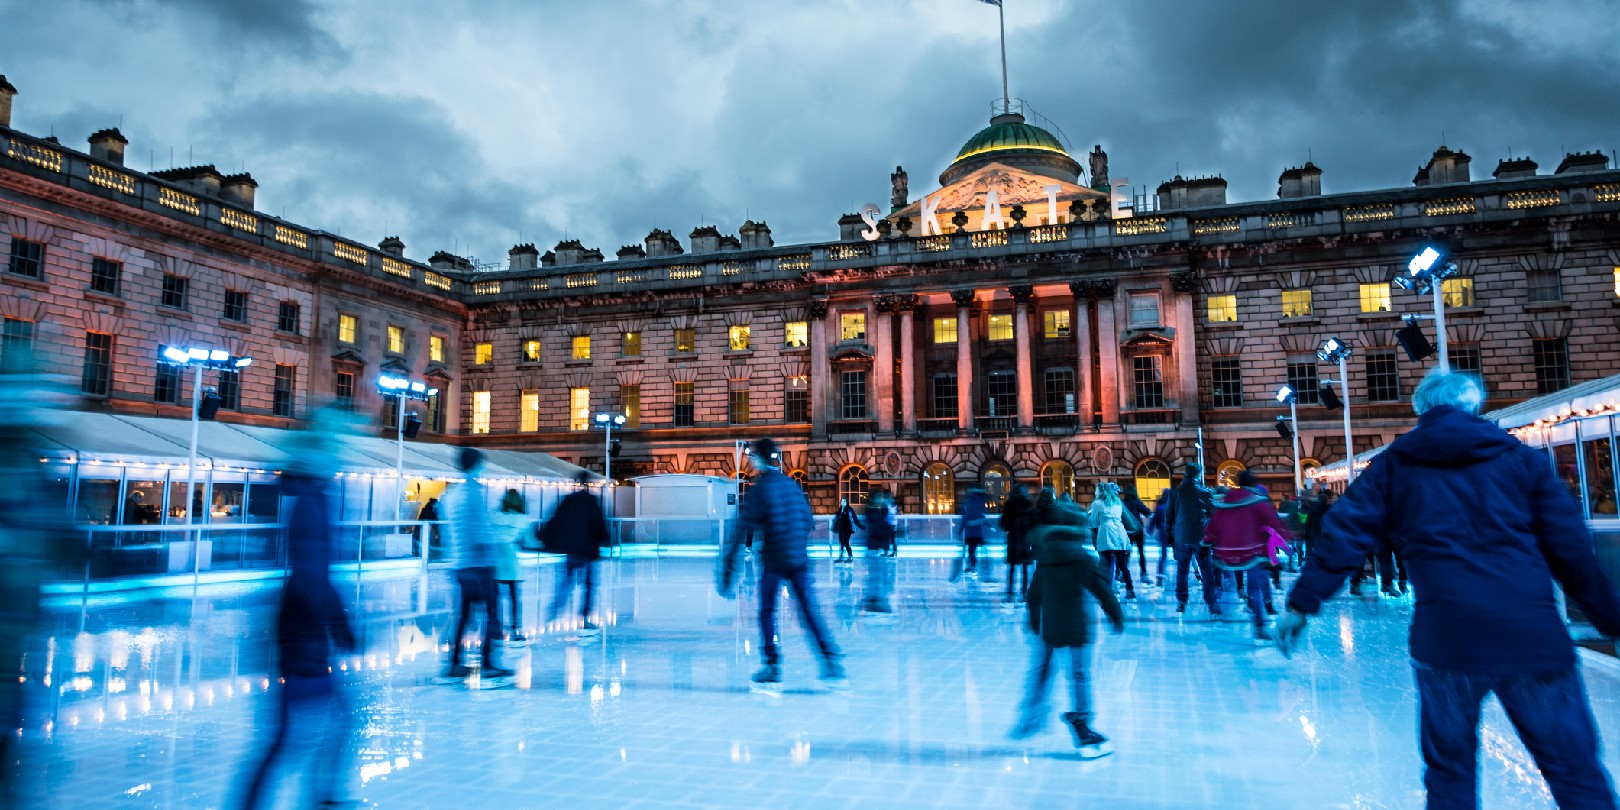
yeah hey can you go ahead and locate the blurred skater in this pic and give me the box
[957,488,988,579]
[493,489,529,645]
[1011,488,1124,758]
[541,470,610,634]
[1001,484,1035,604]
[437,448,514,685]
[413,497,440,559]
[1121,483,1154,581]
[860,489,896,614]
[1279,369,1620,809]
[238,409,358,809]
[1204,470,1292,642]
[1163,464,1215,614]
[718,438,844,692]
[832,497,862,564]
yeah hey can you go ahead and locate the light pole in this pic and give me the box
[1395,245,1457,369]
[593,411,626,483]
[159,346,252,585]
[377,373,437,521]
[1275,385,1302,494]
[1317,336,1357,484]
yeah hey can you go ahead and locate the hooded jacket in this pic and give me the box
[1026,504,1125,648]
[1289,405,1620,675]
[1204,486,1292,570]
[277,473,356,678]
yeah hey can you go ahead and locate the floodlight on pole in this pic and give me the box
[158,344,254,588]
[593,412,626,483]
[1316,336,1358,484]
[1276,384,1302,494]
[1399,244,1456,369]
[376,373,438,526]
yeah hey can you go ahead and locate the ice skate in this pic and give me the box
[1063,712,1113,759]
[433,663,472,685]
[749,663,783,695]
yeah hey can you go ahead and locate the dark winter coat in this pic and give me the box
[1122,492,1153,542]
[833,504,863,539]
[958,496,988,544]
[277,473,356,679]
[1302,492,1332,543]
[1204,486,1293,570]
[542,489,610,561]
[1146,500,1170,545]
[864,501,896,552]
[1289,405,1620,676]
[727,467,814,573]
[1161,480,1214,549]
[1000,490,1036,565]
[1026,506,1124,648]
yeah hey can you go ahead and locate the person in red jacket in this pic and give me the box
[1204,470,1292,642]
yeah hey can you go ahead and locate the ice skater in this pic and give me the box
[832,497,862,564]
[437,448,514,685]
[1203,470,1291,642]
[717,438,845,692]
[541,470,611,635]
[493,488,529,645]
[860,489,896,614]
[957,487,988,579]
[1278,369,1620,808]
[1089,482,1136,600]
[1012,488,1124,758]
[1001,483,1035,604]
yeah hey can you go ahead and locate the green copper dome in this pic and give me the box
[953,117,1069,164]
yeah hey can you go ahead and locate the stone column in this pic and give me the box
[896,294,919,433]
[1094,279,1121,426]
[1010,284,1035,430]
[1171,271,1201,426]
[1069,281,1094,425]
[873,295,896,434]
[809,299,830,435]
[951,288,977,432]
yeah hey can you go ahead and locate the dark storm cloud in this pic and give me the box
[3,0,1617,263]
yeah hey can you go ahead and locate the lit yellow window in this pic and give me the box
[1614,267,1620,298]
[571,335,590,360]
[1281,289,1313,318]
[1043,310,1070,339]
[1442,277,1474,308]
[569,387,590,431]
[622,331,641,357]
[523,339,541,363]
[932,318,955,344]
[520,390,539,433]
[1360,283,1391,313]
[338,313,357,344]
[728,325,751,351]
[474,342,492,365]
[471,391,491,435]
[840,312,866,342]
[620,385,640,428]
[988,313,1013,341]
[674,327,695,353]
[1206,294,1238,323]
[784,321,808,348]
[386,325,404,354]
[429,334,445,363]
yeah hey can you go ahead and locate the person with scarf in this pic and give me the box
[1203,470,1292,641]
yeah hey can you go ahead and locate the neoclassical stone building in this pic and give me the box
[5,75,1619,513]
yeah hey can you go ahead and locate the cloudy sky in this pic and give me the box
[4,0,1617,265]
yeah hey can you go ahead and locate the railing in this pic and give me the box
[608,516,729,547]
[916,417,958,435]
[1034,413,1079,433]
[68,519,441,583]
[1121,408,1180,426]
[827,419,877,436]
[976,415,1016,433]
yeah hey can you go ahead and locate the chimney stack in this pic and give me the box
[378,236,406,257]
[0,76,15,129]
[220,173,257,209]
[689,225,722,254]
[153,165,225,198]
[643,228,684,258]
[88,128,128,165]
[1414,146,1471,186]
[739,220,774,250]
[1491,157,1538,180]
[1555,151,1609,175]
[1277,162,1322,199]
[1155,175,1226,210]
[508,243,538,271]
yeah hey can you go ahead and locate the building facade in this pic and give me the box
[5,76,1620,513]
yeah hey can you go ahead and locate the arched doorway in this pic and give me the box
[922,462,954,515]
[1133,458,1172,505]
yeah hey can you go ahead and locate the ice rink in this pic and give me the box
[22,553,1620,809]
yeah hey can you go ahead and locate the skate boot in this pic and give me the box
[433,663,472,685]
[750,663,783,694]
[1253,625,1273,645]
[1010,709,1045,739]
[1063,712,1113,759]
[475,664,517,689]
[819,657,849,692]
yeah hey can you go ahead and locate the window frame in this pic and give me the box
[222,290,249,323]
[1365,350,1401,402]
[922,463,954,515]
[571,335,591,361]
[429,334,445,363]
[987,313,1014,342]
[81,332,114,397]
[783,321,808,348]
[673,381,695,427]
[7,238,43,279]
[160,273,189,310]
[1359,282,1392,313]
[1533,338,1571,395]
[1,318,36,370]
[1042,310,1071,339]
[673,327,696,354]
[620,384,641,428]
[1041,367,1076,414]
[985,370,1016,417]
[276,302,301,335]
[522,339,542,363]
[1280,289,1313,318]
[933,317,958,344]
[1206,294,1238,323]
[1128,292,1161,328]
[932,373,958,418]
[337,313,358,345]
[90,257,122,296]
[840,370,868,421]
[272,364,296,417]
[1210,357,1244,408]
[728,388,750,424]
[569,387,590,431]
[785,377,809,423]
[840,312,867,343]
[1134,458,1173,505]
[520,389,540,433]
[728,325,751,352]
[474,342,493,365]
[386,324,405,355]
[334,371,355,412]
[1132,354,1165,409]
[1287,359,1321,405]
[472,390,493,434]
[1527,270,1563,303]
[622,331,642,357]
[1441,277,1475,308]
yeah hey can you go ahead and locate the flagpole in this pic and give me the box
[998,0,1009,107]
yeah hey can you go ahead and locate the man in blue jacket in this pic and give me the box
[1278,369,1620,809]
[718,438,844,691]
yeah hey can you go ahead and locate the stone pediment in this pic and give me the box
[1121,327,1176,349]
[890,162,1106,219]
[830,343,875,363]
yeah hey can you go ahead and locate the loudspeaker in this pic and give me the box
[610,438,623,458]
[1395,322,1435,362]
[199,389,222,421]
[403,413,423,439]
[1274,417,1293,439]
[1319,383,1343,410]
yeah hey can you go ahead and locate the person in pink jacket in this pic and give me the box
[1203,470,1293,642]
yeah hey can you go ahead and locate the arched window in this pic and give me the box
[922,463,955,515]
[838,465,870,507]
[1040,460,1075,500]
[1300,459,1321,483]
[788,469,808,492]
[981,462,1012,513]
[1134,458,1172,505]
[1216,460,1247,489]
